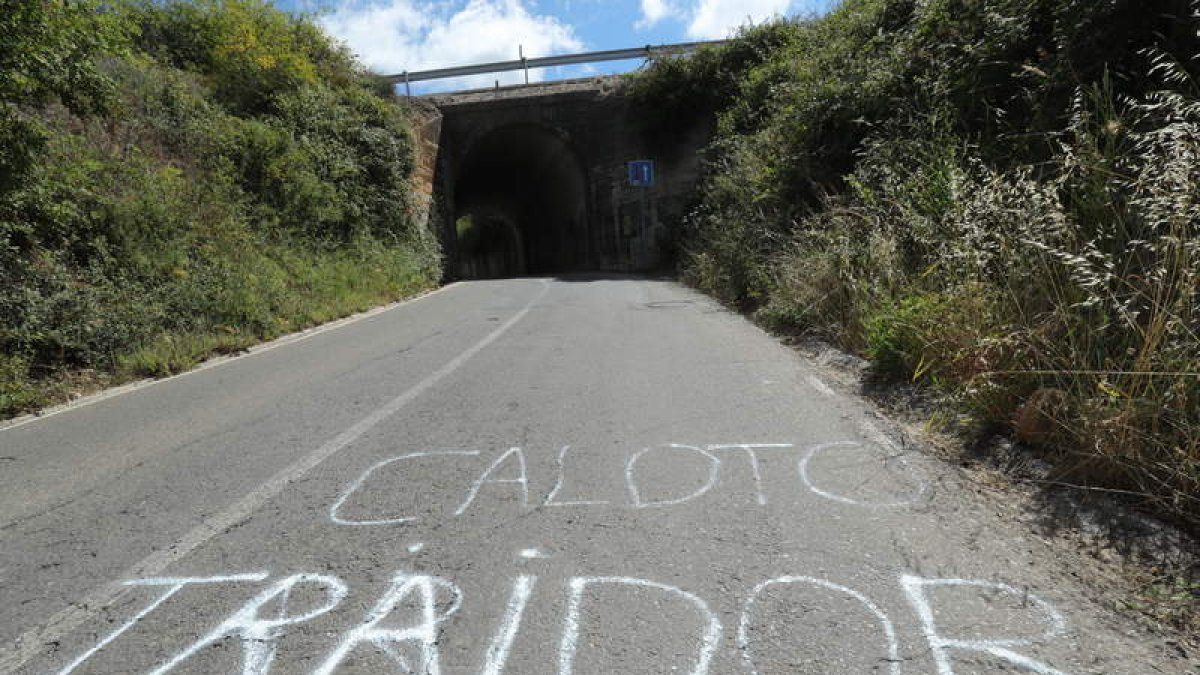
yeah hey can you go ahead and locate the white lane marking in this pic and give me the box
[56,573,269,674]
[519,548,550,559]
[739,576,900,675]
[480,575,536,675]
[2,280,548,673]
[805,375,837,398]
[0,283,462,433]
[329,451,481,525]
[408,543,426,554]
[901,575,1071,675]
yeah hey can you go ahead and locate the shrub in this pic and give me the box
[0,0,130,194]
[123,0,357,115]
[1,0,442,418]
[0,353,38,414]
[637,0,1200,532]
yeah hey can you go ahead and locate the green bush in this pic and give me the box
[0,353,38,413]
[0,0,130,194]
[637,0,1200,535]
[0,0,441,418]
[122,0,357,114]
[864,287,1003,386]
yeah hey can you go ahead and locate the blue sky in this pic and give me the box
[271,0,836,92]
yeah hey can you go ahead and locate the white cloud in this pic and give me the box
[636,0,678,29]
[320,0,583,91]
[635,0,800,39]
[686,0,793,39]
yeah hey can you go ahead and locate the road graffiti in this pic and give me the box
[313,574,462,675]
[901,576,1072,675]
[153,574,348,675]
[330,441,931,526]
[45,441,1075,674]
[799,441,931,508]
[480,575,536,675]
[329,451,481,526]
[544,446,609,508]
[738,576,900,675]
[54,574,270,675]
[56,570,1074,674]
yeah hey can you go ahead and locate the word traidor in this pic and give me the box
[58,570,1071,675]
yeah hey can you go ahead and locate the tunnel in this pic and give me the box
[452,124,589,278]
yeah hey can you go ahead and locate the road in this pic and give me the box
[0,276,1182,674]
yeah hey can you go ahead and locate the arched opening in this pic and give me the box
[453,124,588,278]
[455,212,524,279]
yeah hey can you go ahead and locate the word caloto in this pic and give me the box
[331,442,930,527]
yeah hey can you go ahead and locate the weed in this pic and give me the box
[1,0,441,419]
[637,0,1200,541]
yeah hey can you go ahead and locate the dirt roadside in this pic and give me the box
[790,336,1199,660]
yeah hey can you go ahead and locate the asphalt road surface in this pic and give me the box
[0,277,1184,674]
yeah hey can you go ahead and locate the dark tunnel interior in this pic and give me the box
[453,124,588,278]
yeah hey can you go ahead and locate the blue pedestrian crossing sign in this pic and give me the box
[628,160,655,187]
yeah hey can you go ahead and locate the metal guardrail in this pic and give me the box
[386,40,728,94]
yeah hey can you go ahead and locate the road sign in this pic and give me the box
[628,160,655,187]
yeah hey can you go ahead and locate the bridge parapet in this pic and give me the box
[424,75,624,107]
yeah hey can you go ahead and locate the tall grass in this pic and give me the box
[633,0,1200,532]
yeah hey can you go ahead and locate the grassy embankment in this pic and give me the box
[1,0,441,418]
[633,0,1199,625]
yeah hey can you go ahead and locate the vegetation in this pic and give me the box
[1,0,440,416]
[633,0,1200,542]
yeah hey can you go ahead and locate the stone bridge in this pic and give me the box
[409,77,711,279]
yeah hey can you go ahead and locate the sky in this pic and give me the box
[272,0,837,92]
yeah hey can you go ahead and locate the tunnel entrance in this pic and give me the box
[453,124,588,278]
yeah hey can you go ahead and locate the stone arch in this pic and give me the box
[450,122,589,278]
